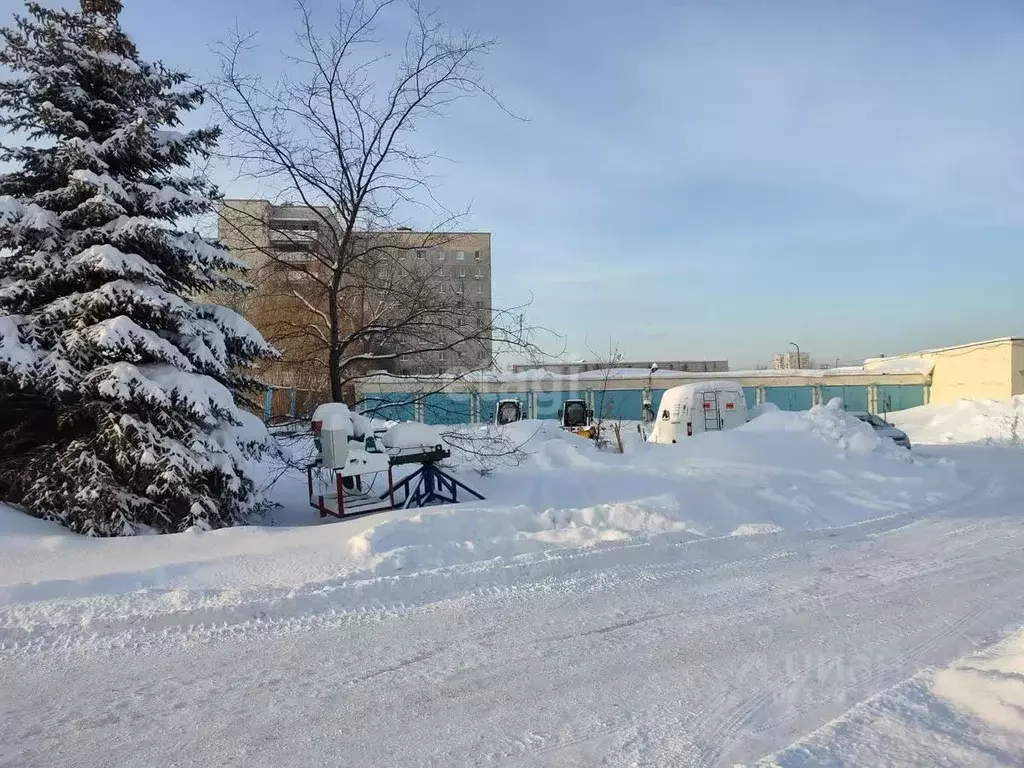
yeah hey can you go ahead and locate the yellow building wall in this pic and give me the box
[927,341,1013,404]
[1011,340,1024,397]
[864,339,1018,404]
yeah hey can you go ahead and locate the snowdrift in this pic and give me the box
[0,403,965,594]
[345,403,962,576]
[765,628,1024,766]
[887,396,1024,445]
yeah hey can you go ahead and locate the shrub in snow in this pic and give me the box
[0,1,276,535]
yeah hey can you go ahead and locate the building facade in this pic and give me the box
[346,336,1024,425]
[217,200,494,388]
[864,337,1024,404]
[354,366,931,424]
[511,360,728,375]
[773,351,811,370]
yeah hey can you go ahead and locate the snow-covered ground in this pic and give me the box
[764,625,1024,766]
[3,403,1024,766]
[889,395,1024,445]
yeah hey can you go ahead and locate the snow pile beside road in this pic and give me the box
[345,495,694,574]
[346,406,960,576]
[742,398,908,458]
[0,503,73,537]
[888,396,1024,445]
[0,406,963,585]
[763,628,1024,766]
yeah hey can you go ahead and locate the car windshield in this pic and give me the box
[853,413,885,428]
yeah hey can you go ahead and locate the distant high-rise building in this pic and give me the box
[773,351,811,370]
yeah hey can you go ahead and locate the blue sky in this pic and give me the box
[9,0,1024,366]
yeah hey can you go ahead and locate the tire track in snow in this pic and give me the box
[0,549,799,657]
[697,687,778,767]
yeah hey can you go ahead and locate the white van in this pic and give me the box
[646,381,748,444]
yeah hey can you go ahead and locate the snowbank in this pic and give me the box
[888,396,1024,445]
[743,397,909,459]
[344,404,958,576]
[765,628,1024,766]
[0,503,73,538]
[0,405,965,590]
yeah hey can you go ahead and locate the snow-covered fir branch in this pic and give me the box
[0,0,276,535]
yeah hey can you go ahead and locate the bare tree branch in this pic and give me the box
[209,1,546,405]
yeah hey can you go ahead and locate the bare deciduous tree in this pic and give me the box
[211,0,540,403]
[589,342,624,452]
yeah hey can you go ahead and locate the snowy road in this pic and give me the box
[3,447,1024,766]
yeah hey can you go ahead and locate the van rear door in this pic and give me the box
[720,390,746,429]
[698,390,722,431]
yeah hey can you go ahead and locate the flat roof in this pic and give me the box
[361,359,934,386]
[872,336,1024,359]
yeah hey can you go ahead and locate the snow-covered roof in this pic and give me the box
[859,358,935,375]
[360,361,933,387]
[868,336,1024,359]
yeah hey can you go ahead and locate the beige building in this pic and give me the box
[865,337,1024,404]
[217,200,494,387]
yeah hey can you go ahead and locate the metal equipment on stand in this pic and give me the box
[385,445,485,509]
[306,403,485,520]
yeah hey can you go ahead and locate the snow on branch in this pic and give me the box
[0,315,36,374]
[71,169,131,203]
[68,243,166,284]
[68,315,194,371]
[0,197,61,235]
[195,302,277,356]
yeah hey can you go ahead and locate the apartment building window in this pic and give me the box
[455,251,466,260]
[474,269,483,280]
[475,284,484,296]
[438,350,448,363]
[416,250,426,260]
[437,266,445,277]
[437,251,445,261]
[457,266,467,278]
[474,251,482,262]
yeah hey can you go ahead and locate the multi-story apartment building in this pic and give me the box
[217,199,493,388]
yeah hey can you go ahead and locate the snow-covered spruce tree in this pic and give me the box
[0,0,277,535]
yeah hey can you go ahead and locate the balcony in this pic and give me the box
[276,250,313,265]
[268,227,319,244]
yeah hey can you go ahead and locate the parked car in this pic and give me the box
[849,411,911,449]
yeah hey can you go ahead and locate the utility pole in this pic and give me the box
[789,341,801,370]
